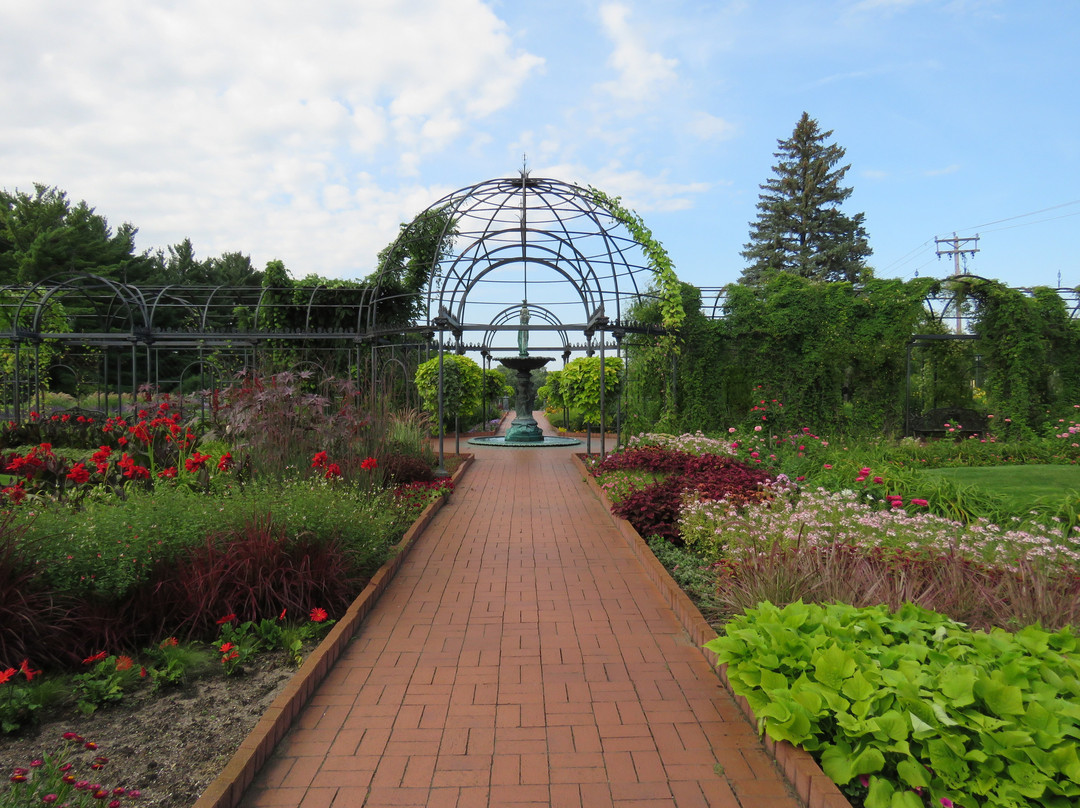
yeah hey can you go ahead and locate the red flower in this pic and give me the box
[160,636,179,648]
[216,613,236,624]
[309,607,328,623]
[157,467,178,478]
[324,463,341,479]
[3,484,26,504]
[361,456,378,471]
[115,656,133,671]
[217,452,233,471]
[311,451,328,468]
[219,642,236,654]
[0,667,15,684]
[83,651,107,665]
[19,658,41,681]
[185,451,211,472]
[278,608,287,621]
[67,462,91,484]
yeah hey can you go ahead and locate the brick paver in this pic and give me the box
[241,417,799,808]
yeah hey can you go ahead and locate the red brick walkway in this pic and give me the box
[240,422,799,808]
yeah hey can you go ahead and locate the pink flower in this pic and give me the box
[823,463,832,469]
[872,476,883,484]
[728,427,736,434]
[859,467,872,476]
[855,476,866,483]
[754,425,762,432]
[940,799,954,808]
[910,498,929,507]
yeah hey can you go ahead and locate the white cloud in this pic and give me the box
[0,0,543,279]
[537,161,710,214]
[686,112,737,142]
[595,3,679,106]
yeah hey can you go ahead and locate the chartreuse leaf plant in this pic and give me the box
[705,601,1080,808]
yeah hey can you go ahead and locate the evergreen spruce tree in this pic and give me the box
[740,112,871,285]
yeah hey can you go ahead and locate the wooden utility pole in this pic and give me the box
[935,232,980,333]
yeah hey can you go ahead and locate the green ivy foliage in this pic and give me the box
[958,278,1080,435]
[589,187,683,428]
[627,275,944,435]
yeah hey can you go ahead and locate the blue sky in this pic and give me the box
[2,0,1077,293]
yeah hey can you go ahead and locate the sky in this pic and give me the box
[2,0,1078,298]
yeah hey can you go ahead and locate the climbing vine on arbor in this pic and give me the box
[957,277,1080,434]
[625,275,949,436]
[589,187,683,427]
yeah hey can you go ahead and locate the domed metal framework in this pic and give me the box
[366,173,669,460]
[368,173,666,354]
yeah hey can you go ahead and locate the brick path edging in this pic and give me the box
[192,455,474,808]
[572,453,853,808]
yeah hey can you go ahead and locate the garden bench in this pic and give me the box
[910,406,988,439]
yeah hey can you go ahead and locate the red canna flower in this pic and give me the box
[185,451,211,472]
[360,456,377,470]
[216,613,236,624]
[219,642,235,654]
[19,658,41,681]
[309,607,328,623]
[324,463,341,479]
[217,452,233,471]
[311,451,328,468]
[83,651,107,665]
[278,607,287,621]
[157,467,178,478]
[0,667,15,684]
[67,462,91,484]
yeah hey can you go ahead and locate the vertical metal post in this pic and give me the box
[435,329,447,477]
[599,333,606,459]
[12,341,20,422]
[905,340,914,437]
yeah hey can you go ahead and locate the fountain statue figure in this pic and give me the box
[517,301,529,357]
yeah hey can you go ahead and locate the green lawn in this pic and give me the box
[920,464,1080,509]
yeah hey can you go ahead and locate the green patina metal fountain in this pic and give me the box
[469,303,580,448]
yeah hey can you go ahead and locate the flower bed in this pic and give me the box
[586,432,1080,808]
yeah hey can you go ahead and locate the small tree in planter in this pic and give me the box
[557,356,623,431]
[414,355,484,431]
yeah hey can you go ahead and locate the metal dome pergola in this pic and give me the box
[365,172,671,462]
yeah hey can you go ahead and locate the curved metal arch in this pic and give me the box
[14,272,146,336]
[441,253,601,326]
[433,226,610,315]
[479,303,572,354]
[365,174,658,339]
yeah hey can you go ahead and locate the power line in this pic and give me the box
[957,199,1080,231]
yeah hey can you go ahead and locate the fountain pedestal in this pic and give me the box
[499,355,552,442]
[467,355,580,448]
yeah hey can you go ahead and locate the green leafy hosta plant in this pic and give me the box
[706,601,1080,808]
